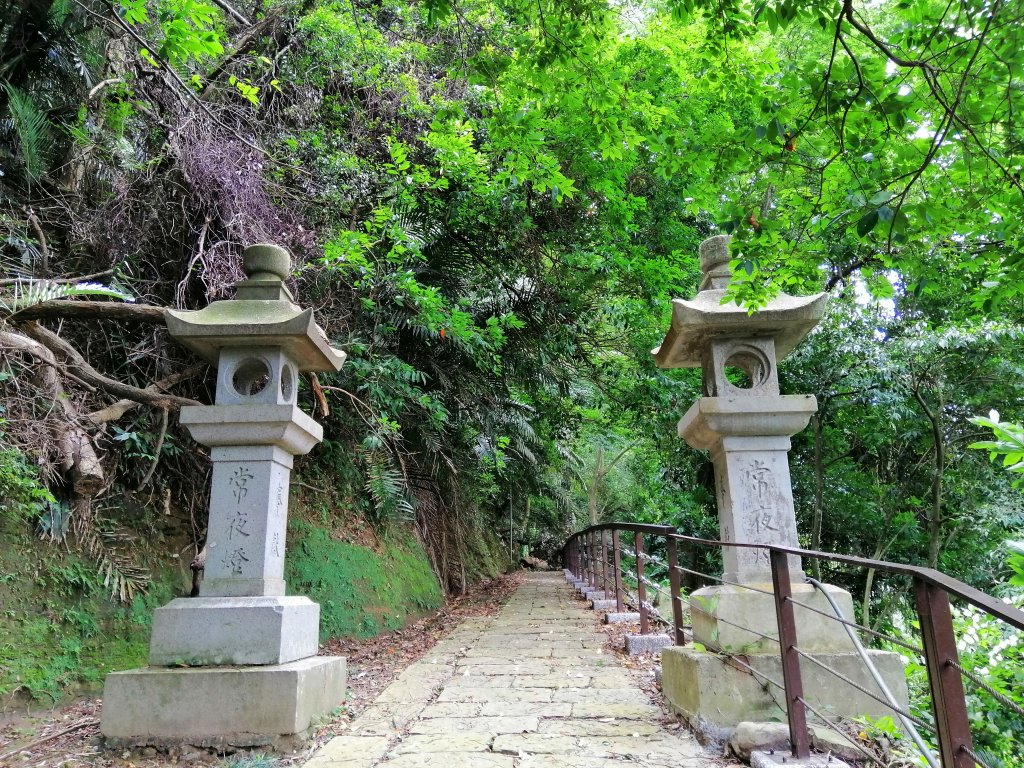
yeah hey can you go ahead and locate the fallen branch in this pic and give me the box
[20,322,200,410]
[87,364,206,425]
[0,718,99,763]
[4,300,166,323]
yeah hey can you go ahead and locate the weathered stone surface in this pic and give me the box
[346,703,426,735]
[149,595,319,666]
[811,726,869,761]
[727,721,792,760]
[308,735,391,763]
[455,662,552,676]
[661,645,908,729]
[590,599,616,611]
[388,734,494,754]
[624,634,673,654]
[383,754,515,768]
[750,751,850,768]
[550,687,650,704]
[478,702,573,717]
[437,687,554,703]
[537,720,662,737]
[101,656,346,747]
[302,572,741,768]
[492,734,579,755]
[690,582,857,654]
[408,716,538,735]
[302,756,376,768]
[570,702,664,719]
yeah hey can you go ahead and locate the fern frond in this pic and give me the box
[4,279,135,313]
[2,83,51,181]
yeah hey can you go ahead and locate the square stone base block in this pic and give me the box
[691,582,856,654]
[150,596,319,666]
[625,633,673,655]
[101,656,346,749]
[661,646,907,734]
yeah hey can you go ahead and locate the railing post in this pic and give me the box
[612,529,624,612]
[915,577,974,768]
[601,530,609,596]
[588,531,596,587]
[770,549,810,759]
[665,536,685,645]
[635,532,649,634]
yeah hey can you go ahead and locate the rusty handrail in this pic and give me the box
[569,523,1024,630]
[561,522,1024,768]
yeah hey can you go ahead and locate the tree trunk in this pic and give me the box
[912,385,945,569]
[0,330,105,495]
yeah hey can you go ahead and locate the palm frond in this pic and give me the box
[2,83,51,181]
[3,279,135,313]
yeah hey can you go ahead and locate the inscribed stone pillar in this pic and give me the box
[652,235,909,736]
[101,244,348,749]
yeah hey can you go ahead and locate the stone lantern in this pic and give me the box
[653,235,907,732]
[101,245,347,748]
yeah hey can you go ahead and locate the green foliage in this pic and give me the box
[0,437,55,525]
[0,530,178,702]
[285,519,442,639]
[970,412,1024,484]
[1,279,135,313]
[1,84,51,182]
[118,0,225,68]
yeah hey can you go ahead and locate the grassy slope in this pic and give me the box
[0,496,474,705]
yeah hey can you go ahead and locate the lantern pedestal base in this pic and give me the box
[690,582,856,654]
[149,596,320,666]
[660,646,907,738]
[101,656,346,750]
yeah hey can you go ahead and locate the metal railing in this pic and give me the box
[562,523,1024,768]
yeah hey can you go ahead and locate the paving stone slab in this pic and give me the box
[310,735,391,763]
[387,734,494,754]
[479,702,574,717]
[436,687,554,703]
[382,753,516,768]
[408,716,539,735]
[303,757,377,768]
[455,663,553,676]
[539,719,665,736]
[512,674,592,688]
[570,702,666,719]
[551,687,651,704]
[491,734,580,755]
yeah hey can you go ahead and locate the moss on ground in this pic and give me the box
[0,527,181,703]
[286,518,442,639]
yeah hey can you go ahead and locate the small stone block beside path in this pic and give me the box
[304,572,736,768]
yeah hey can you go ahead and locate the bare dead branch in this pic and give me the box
[19,322,201,409]
[5,300,167,323]
[86,364,207,425]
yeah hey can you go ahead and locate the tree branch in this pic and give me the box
[19,322,201,409]
[4,300,166,323]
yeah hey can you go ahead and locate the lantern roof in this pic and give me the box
[651,235,826,369]
[165,244,346,372]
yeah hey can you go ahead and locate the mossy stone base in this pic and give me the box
[101,656,345,749]
[661,646,907,736]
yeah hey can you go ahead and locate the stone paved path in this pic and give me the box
[304,571,736,768]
